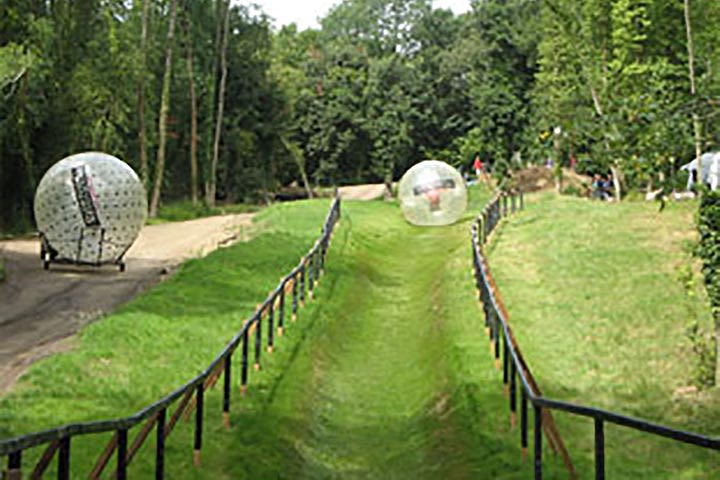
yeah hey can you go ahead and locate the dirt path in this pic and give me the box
[0,213,254,394]
[338,183,387,201]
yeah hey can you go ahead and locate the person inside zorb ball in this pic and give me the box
[398,160,468,226]
[34,152,147,270]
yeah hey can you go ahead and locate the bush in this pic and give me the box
[698,191,720,316]
[561,184,583,197]
[697,190,720,384]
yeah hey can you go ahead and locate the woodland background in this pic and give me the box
[1,0,720,231]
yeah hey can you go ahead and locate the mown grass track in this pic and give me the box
[199,189,569,479]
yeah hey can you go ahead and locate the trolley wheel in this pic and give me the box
[119,262,126,273]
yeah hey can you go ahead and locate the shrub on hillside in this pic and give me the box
[698,190,720,384]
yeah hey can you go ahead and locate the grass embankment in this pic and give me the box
[148,200,259,225]
[489,193,720,478]
[0,198,334,475]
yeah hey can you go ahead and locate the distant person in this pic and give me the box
[472,153,489,185]
[472,154,483,178]
[569,155,577,171]
[603,174,614,200]
[592,174,605,200]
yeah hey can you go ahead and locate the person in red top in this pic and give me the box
[472,153,483,178]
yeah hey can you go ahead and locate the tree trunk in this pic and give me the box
[684,0,703,168]
[203,0,222,203]
[206,0,230,207]
[280,136,313,199]
[182,16,199,206]
[137,0,150,190]
[19,73,35,194]
[148,0,178,218]
[383,163,394,200]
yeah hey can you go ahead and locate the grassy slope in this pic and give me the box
[0,199,333,475]
[176,188,568,479]
[1,188,571,479]
[489,193,720,478]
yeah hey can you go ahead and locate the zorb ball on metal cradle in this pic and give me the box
[34,152,147,268]
[398,160,467,226]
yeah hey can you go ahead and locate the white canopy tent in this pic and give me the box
[681,152,719,191]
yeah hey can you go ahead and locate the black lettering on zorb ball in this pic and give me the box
[412,179,457,212]
[34,152,147,266]
[71,166,101,227]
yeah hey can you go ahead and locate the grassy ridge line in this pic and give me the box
[0,199,334,475]
[489,193,720,478]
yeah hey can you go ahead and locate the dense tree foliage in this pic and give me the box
[1,0,720,230]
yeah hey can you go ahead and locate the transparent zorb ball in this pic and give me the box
[34,152,147,266]
[398,160,467,226]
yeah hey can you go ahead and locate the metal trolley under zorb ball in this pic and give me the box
[34,152,147,272]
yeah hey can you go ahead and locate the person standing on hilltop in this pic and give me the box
[472,152,490,185]
[472,153,483,178]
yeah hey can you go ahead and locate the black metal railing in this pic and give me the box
[0,195,342,479]
[471,191,720,479]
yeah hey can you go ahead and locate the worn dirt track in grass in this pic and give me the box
[338,183,387,201]
[0,213,254,394]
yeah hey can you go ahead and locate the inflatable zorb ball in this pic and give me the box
[398,160,467,226]
[34,152,147,270]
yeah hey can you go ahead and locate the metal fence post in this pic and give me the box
[300,264,306,306]
[278,287,285,336]
[595,418,605,480]
[156,408,166,480]
[194,383,204,467]
[223,355,232,428]
[240,330,249,395]
[494,308,501,368]
[510,363,517,427]
[534,404,543,480]
[308,255,315,299]
[521,389,528,457]
[58,437,70,480]
[254,314,262,371]
[267,301,275,354]
[117,428,128,480]
[292,273,299,320]
[6,451,21,480]
[503,335,509,391]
